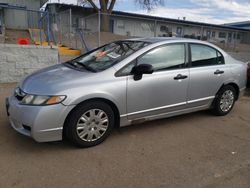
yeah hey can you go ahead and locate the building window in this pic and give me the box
[206,30,211,38]
[218,32,226,38]
[237,34,241,39]
[141,23,153,32]
[212,31,216,37]
[117,20,125,29]
[73,17,79,28]
[176,27,182,36]
[160,25,168,32]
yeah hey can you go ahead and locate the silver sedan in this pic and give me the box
[6,38,247,147]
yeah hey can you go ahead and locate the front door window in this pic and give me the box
[137,44,186,71]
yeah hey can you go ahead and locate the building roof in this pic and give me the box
[224,21,250,28]
[0,0,46,11]
[45,3,250,32]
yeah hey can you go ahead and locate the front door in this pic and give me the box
[127,43,189,120]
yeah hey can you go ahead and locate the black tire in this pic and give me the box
[64,101,115,148]
[211,85,236,116]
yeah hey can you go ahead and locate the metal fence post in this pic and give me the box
[200,26,204,40]
[235,31,238,51]
[39,13,42,45]
[154,20,157,37]
[50,15,57,46]
[39,22,42,45]
[98,11,101,47]
[27,11,30,28]
[69,8,72,46]
[47,12,51,46]
[59,13,62,45]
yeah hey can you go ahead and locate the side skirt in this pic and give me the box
[119,104,210,127]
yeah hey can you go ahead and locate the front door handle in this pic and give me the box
[174,74,188,80]
[214,70,224,75]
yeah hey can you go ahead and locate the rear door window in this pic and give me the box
[190,44,224,67]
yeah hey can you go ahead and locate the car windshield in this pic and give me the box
[67,41,149,72]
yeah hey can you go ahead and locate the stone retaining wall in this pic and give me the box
[0,44,58,83]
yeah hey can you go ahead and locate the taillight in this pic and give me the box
[247,62,250,77]
[247,62,250,69]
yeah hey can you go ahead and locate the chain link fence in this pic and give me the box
[50,11,99,51]
[0,6,56,45]
[48,10,250,54]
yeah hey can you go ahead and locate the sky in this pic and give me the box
[47,0,250,24]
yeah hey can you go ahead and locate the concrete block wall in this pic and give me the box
[0,44,58,83]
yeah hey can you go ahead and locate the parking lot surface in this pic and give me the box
[0,83,250,188]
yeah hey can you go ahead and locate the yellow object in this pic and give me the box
[29,28,80,56]
[58,47,81,56]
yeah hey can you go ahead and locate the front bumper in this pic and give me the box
[6,96,75,142]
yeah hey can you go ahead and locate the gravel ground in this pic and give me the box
[0,84,250,188]
[228,52,250,62]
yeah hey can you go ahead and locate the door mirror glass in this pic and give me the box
[131,64,153,80]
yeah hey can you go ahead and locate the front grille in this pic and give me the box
[14,87,26,101]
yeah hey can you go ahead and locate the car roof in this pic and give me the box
[125,37,207,44]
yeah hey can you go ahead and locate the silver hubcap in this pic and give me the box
[220,90,234,112]
[76,109,109,142]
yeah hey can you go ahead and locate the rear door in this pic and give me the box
[187,43,229,107]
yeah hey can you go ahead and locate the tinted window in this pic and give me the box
[190,44,224,67]
[137,44,185,71]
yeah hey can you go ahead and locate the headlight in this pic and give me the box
[21,95,66,105]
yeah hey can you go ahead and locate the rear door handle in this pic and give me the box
[214,70,224,75]
[174,74,188,80]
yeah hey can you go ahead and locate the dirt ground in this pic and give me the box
[0,83,250,188]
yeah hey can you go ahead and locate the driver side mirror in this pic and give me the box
[131,64,154,81]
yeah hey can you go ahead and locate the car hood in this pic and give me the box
[20,64,96,95]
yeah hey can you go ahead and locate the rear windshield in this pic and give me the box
[67,41,149,72]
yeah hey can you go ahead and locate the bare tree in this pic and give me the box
[136,0,164,11]
[78,0,164,32]
[77,0,116,32]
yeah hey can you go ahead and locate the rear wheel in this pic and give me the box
[212,85,236,116]
[64,101,115,147]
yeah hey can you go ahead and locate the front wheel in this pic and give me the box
[64,101,115,147]
[211,85,236,116]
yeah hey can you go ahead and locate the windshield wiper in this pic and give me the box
[68,60,97,72]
